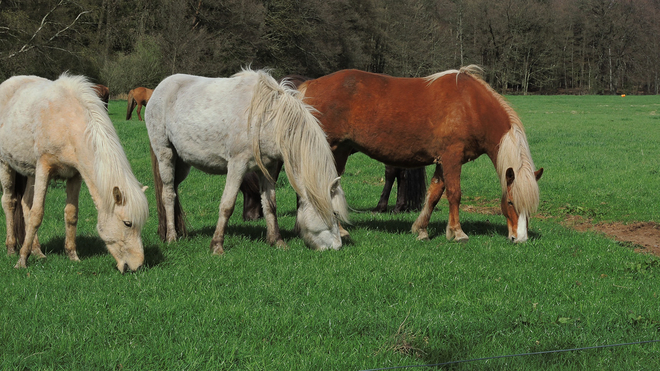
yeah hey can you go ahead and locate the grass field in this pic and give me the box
[1,96,659,370]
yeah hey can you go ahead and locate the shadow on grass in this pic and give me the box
[350,218,539,240]
[188,223,301,243]
[41,236,106,258]
[144,244,165,268]
[40,235,165,268]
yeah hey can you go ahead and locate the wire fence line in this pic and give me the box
[361,339,660,371]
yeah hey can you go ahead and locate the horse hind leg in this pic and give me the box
[15,163,50,268]
[394,167,426,213]
[258,168,286,249]
[136,103,144,121]
[0,163,19,255]
[173,156,191,238]
[411,164,445,241]
[240,171,263,221]
[63,174,82,261]
[373,166,398,213]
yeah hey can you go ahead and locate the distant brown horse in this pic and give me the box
[126,87,153,121]
[298,66,543,243]
[93,84,109,109]
[240,75,428,221]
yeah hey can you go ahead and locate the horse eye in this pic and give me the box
[123,221,133,228]
[508,201,514,206]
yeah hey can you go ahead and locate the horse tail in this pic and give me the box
[126,90,136,120]
[149,143,187,241]
[402,167,427,211]
[247,69,349,226]
[12,173,28,246]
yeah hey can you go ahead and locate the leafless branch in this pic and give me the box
[1,0,90,60]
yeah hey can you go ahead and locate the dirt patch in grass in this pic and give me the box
[561,215,660,256]
[460,200,660,256]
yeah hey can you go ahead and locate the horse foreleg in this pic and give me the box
[21,177,45,258]
[209,165,244,255]
[259,169,286,249]
[411,164,445,241]
[64,174,82,261]
[15,164,49,268]
[0,163,18,255]
[443,160,468,242]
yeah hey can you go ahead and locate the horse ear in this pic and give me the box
[113,187,125,206]
[505,168,515,188]
[535,168,544,181]
[330,177,342,196]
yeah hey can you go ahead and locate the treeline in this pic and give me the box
[2,0,660,95]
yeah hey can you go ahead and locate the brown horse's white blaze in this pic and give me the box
[299,65,543,243]
[501,168,544,242]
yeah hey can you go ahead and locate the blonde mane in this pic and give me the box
[426,66,539,216]
[244,69,349,227]
[464,69,539,216]
[424,65,484,85]
[56,74,149,228]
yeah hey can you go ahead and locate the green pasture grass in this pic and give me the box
[1,98,659,370]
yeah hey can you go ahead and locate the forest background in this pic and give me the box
[1,0,660,96]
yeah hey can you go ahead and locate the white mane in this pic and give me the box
[56,73,149,227]
[244,69,349,227]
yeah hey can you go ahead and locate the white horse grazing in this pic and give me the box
[146,69,349,254]
[0,74,149,272]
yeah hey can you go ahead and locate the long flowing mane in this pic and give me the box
[243,69,349,226]
[427,66,540,216]
[57,74,149,227]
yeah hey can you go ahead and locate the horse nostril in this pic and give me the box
[123,263,129,273]
[510,236,516,242]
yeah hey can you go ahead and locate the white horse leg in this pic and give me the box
[15,163,49,268]
[64,174,82,261]
[259,169,286,248]
[156,147,179,242]
[0,162,18,255]
[209,164,244,255]
[21,177,45,258]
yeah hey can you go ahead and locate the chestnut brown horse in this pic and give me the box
[299,66,543,243]
[126,87,153,121]
[240,75,428,221]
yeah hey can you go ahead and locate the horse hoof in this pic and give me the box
[210,240,225,255]
[275,240,288,250]
[453,231,469,243]
[14,258,27,269]
[32,249,47,259]
[66,251,80,261]
[340,228,350,239]
[416,230,430,241]
[7,247,17,256]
